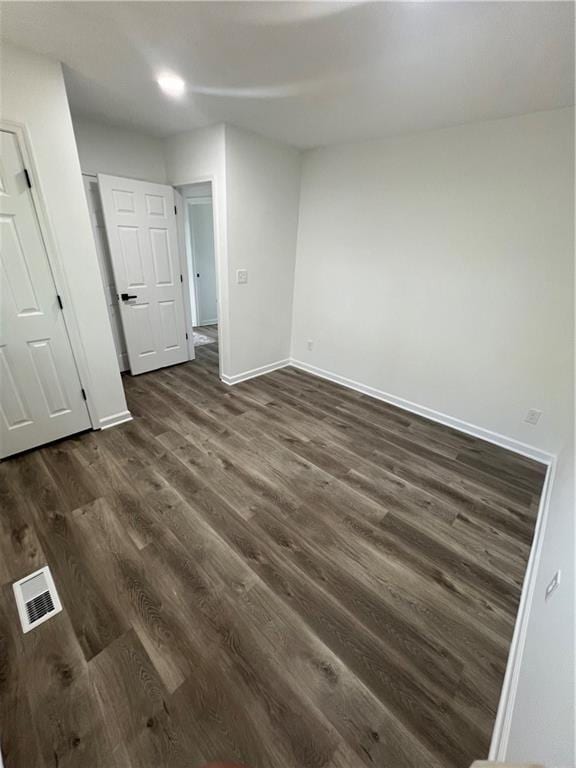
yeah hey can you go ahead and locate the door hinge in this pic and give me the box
[56,294,64,310]
[81,388,87,401]
[24,169,32,189]
[180,274,183,283]
[174,205,177,215]
[185,332,188,340]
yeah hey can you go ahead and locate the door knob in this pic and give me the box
[120,293,137,301]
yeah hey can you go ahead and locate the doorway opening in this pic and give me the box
[82,173,223,384]
[177,182,219,352]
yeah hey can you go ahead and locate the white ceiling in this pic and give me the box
[2,1,574,148]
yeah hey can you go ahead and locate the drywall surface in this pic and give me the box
[163,124,230,371]
[72,117,167,183]
[225,125,301,375]
[504,442,575,765]
[1,44,128,427]
[292,108,574,457]
[164,124,226,188]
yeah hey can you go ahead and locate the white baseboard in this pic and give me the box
[489,457,556,760]
[290,359,553,465]
[98,410,133,430]
[221,359,290,386]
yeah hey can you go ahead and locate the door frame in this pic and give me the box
[0,119,99,429]
[186,195,216,327]
[174,188,195,361]
[174,175,225,377]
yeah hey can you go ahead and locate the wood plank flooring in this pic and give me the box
[0,343,546,768]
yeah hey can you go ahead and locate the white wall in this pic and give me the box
[225,125,301,378]
[72,117,166,183]
[1,44,129,428]
[292,108,573,458]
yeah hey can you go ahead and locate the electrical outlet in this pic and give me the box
[545,570,561,600]
[236,269,248,285]
[524,409,542,426]
[307,340,314,351]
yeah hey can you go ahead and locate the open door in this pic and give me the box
[98,174,188,375]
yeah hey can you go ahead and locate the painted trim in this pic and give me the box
[289,359,553,465]
[99,410,133,430]
[488,457,556,760]
[221,359,290,386]
[173,187,196,361]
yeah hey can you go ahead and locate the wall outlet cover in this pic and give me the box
[236,269,248,285]
[524,409,542,425]
[307,340,314,350]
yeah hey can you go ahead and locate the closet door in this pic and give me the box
[0,130,91,458]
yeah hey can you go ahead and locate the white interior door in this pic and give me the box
[98,174,188,375]
[83,175,128,372]
[188,198,217,325]
[0,130,91,459]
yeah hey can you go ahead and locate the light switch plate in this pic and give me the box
[237,269,248,285]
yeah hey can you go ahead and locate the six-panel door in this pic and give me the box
[98,174,188,375]
[0,130,91,459]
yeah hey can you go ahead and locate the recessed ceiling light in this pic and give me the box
[157,74,186,98]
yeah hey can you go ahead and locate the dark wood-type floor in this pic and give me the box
[0,344,546,768]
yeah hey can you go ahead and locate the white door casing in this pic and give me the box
[174,188,195,361]
[0,129,91,459]
[98,174,188,375]
[83,175,128,372]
